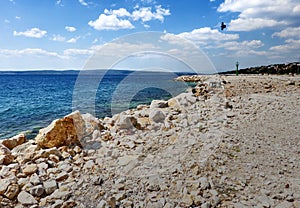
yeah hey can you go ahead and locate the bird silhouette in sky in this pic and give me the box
[221,22,226,30]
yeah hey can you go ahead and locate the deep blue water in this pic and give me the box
[0,70,191,139]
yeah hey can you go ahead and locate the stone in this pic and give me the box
[33,147,62,160]
[35,111,85,148]
[116,115,137,129]
[150,100,168,108]
[97,200,107,208]
[149,109,166,123]
[182,194,193,206]
[52,200,64,208]
[0,134,26,150]
[22,164,38,175]
[43,180,57,194]
[0,144,14,165]
[30,173,40,185]
[55,171,68,181]
[4,184,19,200]
[11,141,39,164]
[199,177,210,190]
[49,189,71,200]
[83,160,95,169]
[0,179,11,195]
[58,163,73,173]
[275,201,293,208]
[82,113,105,135]
[118,155,139,166]
[30,185,44,197]
[17,191,38,205]
[168,97,181,109]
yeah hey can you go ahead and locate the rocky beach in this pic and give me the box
[0,74,299,208]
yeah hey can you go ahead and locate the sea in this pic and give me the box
[0,70,193,140]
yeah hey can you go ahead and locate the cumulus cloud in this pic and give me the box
[132,5,170,22]
[79,0,88,6]
[219,40,264,51]
[88,14,134,30]
[65,26,76,32]
[63,48,93,56]
[176,27,239,45]
[270,39,300,52]
[218,0,300,31]
[67,37,80,43]
[51,34,66,42]
[88,6,170,30]
[228,18,288,31]
[272,27,300,38]
[104,8,131,17]
[13,28,47,38]
[0,48,62,58]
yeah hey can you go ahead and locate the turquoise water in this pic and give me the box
[0,70,189,139]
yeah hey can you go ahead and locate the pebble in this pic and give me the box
[17,191,38,205]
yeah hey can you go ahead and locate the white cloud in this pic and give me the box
[270,39,300,52]
[176,27,239,45]
[15,16,21,20]
[131,5,170,22]
[219,40,264,51]
[272,27,300,39]
[65,26,76,32]
[51,34,66,42]
[88,6,170,31]
[228,18,288,31]
[67,37,80,43]
[0,48,62,58]
[79,0,88,6]
[104,8,131,17]
[88,14,134,30]
[4,19,10,24]
[13,28,47,38]
[218,0,300,31]
[63,48,93,56]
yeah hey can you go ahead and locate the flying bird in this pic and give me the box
[221,22,226,30]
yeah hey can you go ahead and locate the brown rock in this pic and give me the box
[11,141,39,164]
[0,144,14,165]
[0,134,26,150]
[4,184,19,199]
[22,164,38,175]
[35,111,85,148]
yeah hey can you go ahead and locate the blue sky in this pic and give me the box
[0,0,300,72]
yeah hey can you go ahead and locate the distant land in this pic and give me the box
[220,62,300,75]
[1,63,300,76]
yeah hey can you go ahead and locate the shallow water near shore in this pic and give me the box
[0,70,191,139]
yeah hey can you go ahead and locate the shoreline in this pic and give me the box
[0,74,300,207]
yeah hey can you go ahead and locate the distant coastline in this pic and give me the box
[219,62,300,75]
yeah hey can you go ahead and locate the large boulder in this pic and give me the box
[35,111,85,148]
[0,134,26,150]
[0,144,14,165]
